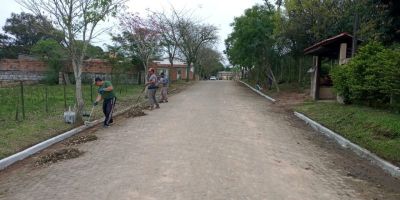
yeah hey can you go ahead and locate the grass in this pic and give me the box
[242,78,307,97]
[0,83,143,159]
[295,102,400,165]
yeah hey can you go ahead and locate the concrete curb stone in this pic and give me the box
[294,111,400,177]
[0,104,138,171]
[238,80,276,103]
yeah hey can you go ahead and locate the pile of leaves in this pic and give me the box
[126,105,146,118]
[64,135,98,146]
[35,148,84,166]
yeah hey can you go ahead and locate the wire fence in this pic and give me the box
[0,80,141,122]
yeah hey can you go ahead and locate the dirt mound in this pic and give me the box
[35,148,84,166]
[64,135,98,146]
[126,105,146,118]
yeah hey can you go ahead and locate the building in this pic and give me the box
[217,71,234,80]
[150,59,194,81]
[304,32,362,100]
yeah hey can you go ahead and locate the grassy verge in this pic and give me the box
[295,102,400,165]
[241,79,306,97]
[0,83,146,159]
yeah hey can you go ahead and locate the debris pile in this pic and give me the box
[64,135,98,146]
[126,105,146,118]
[35,148,84,166]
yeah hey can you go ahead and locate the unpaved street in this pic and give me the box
[1,81,400,200]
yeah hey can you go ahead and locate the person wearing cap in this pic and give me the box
[159,72,169,103]
[93,77,116,128]
[145,68,160,110]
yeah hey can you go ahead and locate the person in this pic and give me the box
[93,77,116,128]
[159,72,169,103]
[145,68,160,110]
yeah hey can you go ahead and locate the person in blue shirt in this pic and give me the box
[159,72,169,103]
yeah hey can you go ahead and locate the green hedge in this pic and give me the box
[332,42,400,109]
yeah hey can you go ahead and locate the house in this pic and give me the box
[217,71,234,80]
[304,32,362,101]
[149,59,194,81]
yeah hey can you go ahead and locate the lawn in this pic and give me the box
[0,83,143,159]
[295,102,400,165]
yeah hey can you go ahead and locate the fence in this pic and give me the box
[0,80,141,122]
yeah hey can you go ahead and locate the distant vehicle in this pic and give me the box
[210,76,217,80]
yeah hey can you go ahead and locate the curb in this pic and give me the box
[238,80,276,103]
[0,103,139,171]
[294,111,400,177]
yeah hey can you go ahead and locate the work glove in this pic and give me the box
[93,101,98,106]
[98,88,105,95]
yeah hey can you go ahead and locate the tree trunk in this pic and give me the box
[298,57,302,84]
[72,60,84,124]
[268,66,280,92]
[63,72,71,85]
[186,63,190,82]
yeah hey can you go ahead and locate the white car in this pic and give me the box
[210,76,217,80]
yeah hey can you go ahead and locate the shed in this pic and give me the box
[304,32,362,100]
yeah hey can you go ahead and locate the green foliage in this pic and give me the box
[225,4,276,68]
[31,39,66,84]
[332,42,400,108]
[1,12,62,58]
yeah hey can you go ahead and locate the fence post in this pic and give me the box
[63,83,67,110]
[20,81,25,120]
[45,86,49,113]
[90,83,93,103]
[15,96,19,121]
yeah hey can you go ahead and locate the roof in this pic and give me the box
[304,32,362,58]
[153,59,187,66]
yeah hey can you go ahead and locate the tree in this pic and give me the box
[31,39,66,84]
[17,0,127,123]
[174,14,218,82]
[117,13,161,80]
[225,3,280,91]
[196,46,223,78]
[1,12,62,58]
[152,10,180,70]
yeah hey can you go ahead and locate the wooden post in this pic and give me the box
[339,43,348,65]
[45,87,48,113]
[63,83,67,110]
[315,56,321,100]
[90,83,93,103]
[20,81,25,120]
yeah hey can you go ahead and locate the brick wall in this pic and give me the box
[0,59,115,85]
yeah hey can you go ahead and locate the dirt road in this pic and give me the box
[1,81,399,200]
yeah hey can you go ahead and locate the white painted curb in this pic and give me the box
[294,111,400,177]
[238,80,276,103]
[0,104,138,171]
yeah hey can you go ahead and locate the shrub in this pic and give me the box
[332,42,400,109]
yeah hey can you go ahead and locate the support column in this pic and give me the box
[339,43,347,65]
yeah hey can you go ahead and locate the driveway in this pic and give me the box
[0,80,399,200]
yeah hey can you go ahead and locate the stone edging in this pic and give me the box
[238,80,276,103]
[0,104,138,171]
[294,111,400,177]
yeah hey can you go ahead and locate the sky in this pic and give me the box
[0,0,266,61]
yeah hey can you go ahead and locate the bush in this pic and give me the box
[332,42,400,109]
[31,39,65,85]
